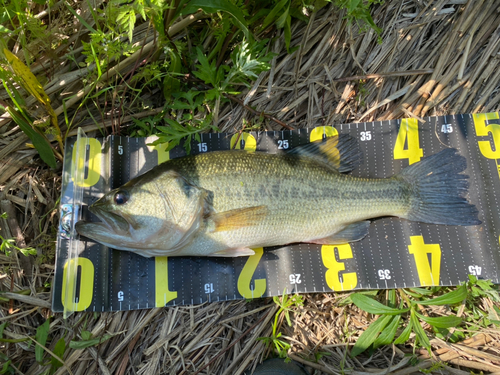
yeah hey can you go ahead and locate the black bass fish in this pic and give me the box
[75,134,480,257]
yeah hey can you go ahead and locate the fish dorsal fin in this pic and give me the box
[287,133,362,172]
[210,205,268,232]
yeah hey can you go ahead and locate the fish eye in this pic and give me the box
[114,191,129,205]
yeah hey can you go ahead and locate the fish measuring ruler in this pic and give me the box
[53,113,500,315]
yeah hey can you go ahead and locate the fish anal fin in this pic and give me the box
[211,205,268,232]
[211,247,256,257]
[308,221,370,244]
[287,133,362,173]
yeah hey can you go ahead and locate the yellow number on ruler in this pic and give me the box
[147,142,170,165]
[310,126,338,142]
[237,248,266,298]
[473,112,500,159]
[71,138,102,187]
[394,118,423,165]
[321,244,357,291]
[155,257,177,306]
[230,133,257,151]
[408,236,441,286]
[61,257,94,311]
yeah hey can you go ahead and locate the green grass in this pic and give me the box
[0,0,382,159]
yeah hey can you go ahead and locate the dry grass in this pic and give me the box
[1,0,500,373]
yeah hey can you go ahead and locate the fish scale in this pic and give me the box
[177,155,408,255]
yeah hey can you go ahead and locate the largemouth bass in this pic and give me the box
[75,135,480,257]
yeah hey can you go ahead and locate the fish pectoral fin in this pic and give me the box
[211,247,256,257]
[308,221,371,244]
[210,205,268,232]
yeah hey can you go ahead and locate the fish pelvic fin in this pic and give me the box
[210,205,268,232]
[398,148,481,226]
[287,133,362,172]
[211,247,256,257]
[308,221,370,244]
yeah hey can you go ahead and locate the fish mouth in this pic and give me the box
[89,205,130,233]
[75,203,131,241]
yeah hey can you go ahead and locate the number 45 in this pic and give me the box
[441,124,453,133]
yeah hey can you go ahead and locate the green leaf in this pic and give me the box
[394,320,412,345]
[414,312,462,328]
[351,293,408,315]
[50,338,66,371]
[339,290,378,305]
[0,323,7,341]
[260,0,289,31]
[69,333,113,349]
[0,24,11,34]
[163,51,182,100]
[410,309,431,351]
[1,360,14,375]
[350,314,392,357]
[373,315,401,348]
[64,2,97,33]
[282,12,292,51]
[35,319,50,363]
[406,287,434,297]
[81,330,92,340]
[194,47,218,87]
[6,108,57,168]
[181,0,250,40]
[417,285,467,306]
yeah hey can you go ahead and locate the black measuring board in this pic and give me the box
[53,113,500,313]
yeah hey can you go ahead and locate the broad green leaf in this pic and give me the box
[283,13,292,51]
[339,290,378,305]
[348,0,362,12]
[50,338,66,370]
[0,70,26,109]
[6,108,57,168]
[81,330,92,340]
[4,49,51,108]
[394,320,412,345]
[35,319,50,363]
[351,293,408,315]
[260,0,289,31]
[350,314,392,357]
[4,48,59,132]
[163,51,182,100]
[69,333,114,349]
[417,285,467,306]
[414,312,462,328]
[410,310,430,351]
[373,315,401,348]
[181,0,249,40]
[275,5,289,28]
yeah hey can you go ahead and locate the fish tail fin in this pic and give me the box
[398,148,481,226]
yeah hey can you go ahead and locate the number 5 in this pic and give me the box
[473,113,500,159]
